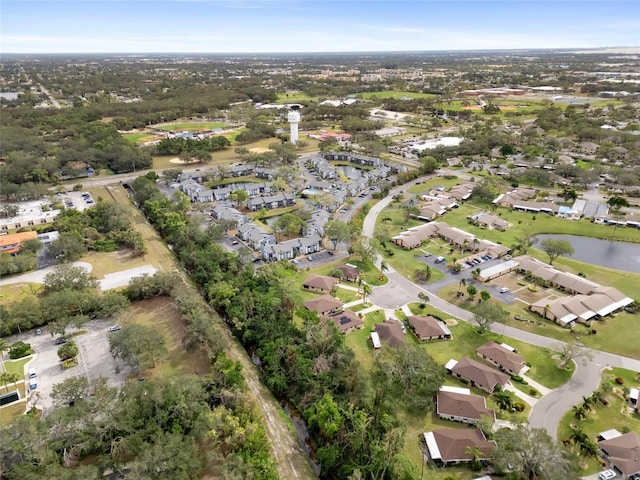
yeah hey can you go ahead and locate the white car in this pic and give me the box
[500,287,510,294]
[599,470,616,480]
[108,325,121,332]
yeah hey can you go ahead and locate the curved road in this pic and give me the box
[362,176,640,440]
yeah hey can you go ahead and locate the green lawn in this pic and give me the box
[275,92,317,103]
[4,356,31,378]
[357,91,438,100]
[437,280,640,360]
[153,122,228,132]
[557,368,640,476]
[122,132,154,143]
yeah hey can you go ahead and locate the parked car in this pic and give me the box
[500,287,510,294]
[434,256,446,264]
[55,337,67,345]
[108,325,121,332]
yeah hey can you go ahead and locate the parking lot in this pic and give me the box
[8,320,132,413]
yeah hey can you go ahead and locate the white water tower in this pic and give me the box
[288,105,300,144]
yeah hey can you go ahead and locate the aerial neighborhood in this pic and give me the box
[0,45,639,480]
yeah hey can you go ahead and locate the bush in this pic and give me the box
[514,402,525,412]
[591,329,597,335]
[529,388,538,396]
[615,377,624,385]
[62,358,79,369]
[9,341,31,359]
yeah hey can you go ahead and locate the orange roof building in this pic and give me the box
[0,231,38,254]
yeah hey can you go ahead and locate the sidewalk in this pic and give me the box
[505,383,539,407]
[522,374,552,396]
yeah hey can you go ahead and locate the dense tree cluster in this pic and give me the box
[129,175,439,478]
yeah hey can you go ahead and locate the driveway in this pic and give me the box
[0,261,93,287]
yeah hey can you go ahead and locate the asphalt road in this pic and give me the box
[362,174,640,441]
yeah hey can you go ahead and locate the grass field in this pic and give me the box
[153,122,228,132]
[0,282,42,305]
[556,367,640,476]
[275,92,317,103]
[122,132,157,144]
[4,356,31,378]
[131,297,211,377]
[357,91,438,100]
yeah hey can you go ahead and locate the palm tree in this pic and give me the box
[0,339,10,373]
[581,395,594,412]
[465,445,483,471]
[493,388,513,411]
[362,284,372,303]
[380,261,389,279]
[457,278,466,297]
[0,372,20,393]
[573,405,587,421]
[569,428,589,447]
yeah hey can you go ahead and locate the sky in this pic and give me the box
[1,0,639,54]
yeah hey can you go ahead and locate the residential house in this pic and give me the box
[230,164,254,177]
[210,205,247,227]
[448,357,510,393]
[0,231,38,254]
[236,223,275,250]
[247,193,295,211]
[325,309,363,334]
[476,342,526,376]
[407,315,452,342]
[335,264,361,282]
[303,274,339,293]
[304,294,343,316]
[373,320,407,347]
[423,428,497,466]
[436,388,496,425]
[598,432,640,479]
[254,167,276,180]
[468,212,510,231]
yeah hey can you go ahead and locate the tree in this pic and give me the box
[466,284,477,300]
[473,300,508,333]
[457,278,466,297]
[9,341,31,359]
[0,339,9,373]
[418,292,430,306]
[228,189,249,207]
[493,424,580,480]
[372,343,444,412]
[607,196,629,212]
[513,234,537,255]
[419,156,439,174]
[401,205,420,225]
[43,264,98,293]
[572,404,587,421]
[413,265,432,283]
[0,372,20,392]
[324,220,350,250]
[540,238,574,265]
[47,232,87,262]
[480,290,491,302]
[558,340,593,370]
[362,283,372,303]
[57,341,79,361]
[493,387,513,411]
[109,323,167,371]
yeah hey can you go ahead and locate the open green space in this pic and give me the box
[275,92,318,103]
[557,367,640,476]
[0,283,42,305]
[153,122,228,132]
[357,91,438,100]
[132,297,211,377]
[122,132,155,144]
[4,356,31,378]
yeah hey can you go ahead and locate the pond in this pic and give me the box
[335,165,363,179]
[535,234,640,274]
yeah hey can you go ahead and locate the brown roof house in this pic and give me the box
[0,231,38,255]
[436,387,495,425]
[407,315,452,342]
[448,357,510,393]
[598,431,640,479]
[335,264,361,282]
[325,309,363,334]
[476,342,526,376]
[423,428,497,466]
[304,294,343,317]
[302,274,339,293]
[373,320,407,347]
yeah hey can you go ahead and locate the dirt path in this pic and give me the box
[107,184,317,479]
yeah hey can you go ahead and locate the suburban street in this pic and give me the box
[362,175,640,441]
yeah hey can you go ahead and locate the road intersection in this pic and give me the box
[360,176,640,440]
